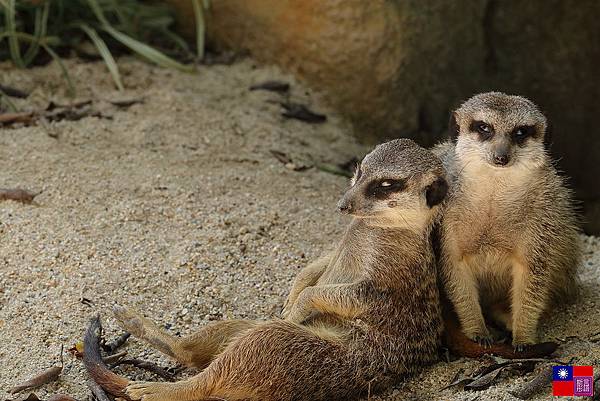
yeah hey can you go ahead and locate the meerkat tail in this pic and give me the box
[442,304,558,359]
[83,316,131,400]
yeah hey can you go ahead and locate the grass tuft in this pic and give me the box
[0,0,207,94]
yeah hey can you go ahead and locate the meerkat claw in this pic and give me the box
[474,335,494,349]
[513,343,528,353]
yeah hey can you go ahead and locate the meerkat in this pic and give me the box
[434,92,582,351]
[84,139,450,401]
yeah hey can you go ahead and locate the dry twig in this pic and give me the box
[111,359,175,381]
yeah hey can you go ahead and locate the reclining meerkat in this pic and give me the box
[84,139,450,401]
[434,92,582,351]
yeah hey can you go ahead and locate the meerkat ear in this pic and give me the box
[449,112,459,142]
[425,177,448,208]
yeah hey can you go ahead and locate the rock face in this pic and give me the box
[167,0,600,233]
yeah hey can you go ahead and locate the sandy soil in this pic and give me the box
[0,57,598,401]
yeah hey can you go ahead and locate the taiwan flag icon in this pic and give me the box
[553,365,594,397]
[553,366,574,396]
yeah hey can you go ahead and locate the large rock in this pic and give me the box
[166,0,600,233]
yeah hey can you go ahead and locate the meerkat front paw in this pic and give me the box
[512,332,538,353]
[126,381,175,401]
[464,326,493,348]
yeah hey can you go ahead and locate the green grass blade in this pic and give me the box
[79,23,124,91]
[102,25,193,72]
[191,0,205,60]
[85,0,109,26]
[107,0,128,30]
[160,28,191,53]
[0,30,59,46]
[5,0,24,68]
[23,1,50,66]
[41,44,75,97]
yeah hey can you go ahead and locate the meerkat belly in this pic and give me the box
[448,179,531,303]
[450,181,529,257]
[467,251,513,301]
[449,208,515,257]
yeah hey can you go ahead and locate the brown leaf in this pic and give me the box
[249,81,290,93]
[0,188,39,204]
[464,366,505,391]
[0,112,34,125]
[509,365,553,400]
[67,342,84,358]
[9,366,62,394]
[269,150,291,164]
[280,102,327,123]
[0,84,29,99]
[108,98,144,108]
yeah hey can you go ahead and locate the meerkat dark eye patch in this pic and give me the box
[366,179,406,199]
[470,120,494,140]
[511,125,536,145]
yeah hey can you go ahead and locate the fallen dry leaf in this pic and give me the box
[0,188,39,204]
[9,366,62,394]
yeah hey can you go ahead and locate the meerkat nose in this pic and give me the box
[337,201,353,214]
[493,154,509,166]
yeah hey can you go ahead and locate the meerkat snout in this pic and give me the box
[337,198,353,214]
[491,141,511,166]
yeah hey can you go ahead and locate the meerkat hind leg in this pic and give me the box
[113,305,256,369]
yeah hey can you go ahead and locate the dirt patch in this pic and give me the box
[0,57,598,401]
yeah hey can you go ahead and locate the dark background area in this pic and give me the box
[175,0,600,232]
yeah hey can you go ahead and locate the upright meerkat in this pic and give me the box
[84,139,449,401]
[434,92,581,350]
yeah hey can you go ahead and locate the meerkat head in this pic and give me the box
[450,92,548,170]
[337,139,448,229]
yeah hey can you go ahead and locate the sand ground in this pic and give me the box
[0,57,598,401]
